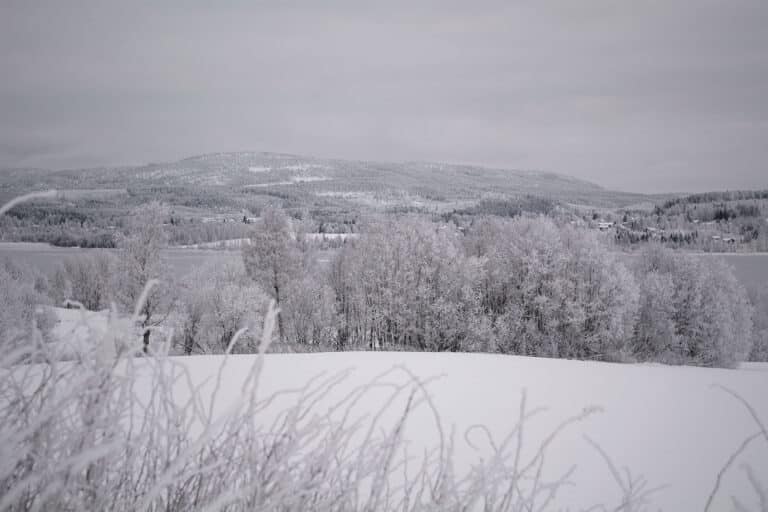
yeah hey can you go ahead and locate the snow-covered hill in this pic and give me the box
[0,151,655,208]
[135,352,766,511]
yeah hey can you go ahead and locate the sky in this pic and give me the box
[0,1,766,193]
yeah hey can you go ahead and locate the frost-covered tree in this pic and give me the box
[114,202,174,351]
[747,286,768,361]
[632,245,753,367]
[632,271,680,362]
[282,272,337,347]
[48,265,71,307]
[242,206,302,342]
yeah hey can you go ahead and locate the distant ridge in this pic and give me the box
[0,151,659,208]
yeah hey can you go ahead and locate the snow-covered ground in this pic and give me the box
[46,307,768,510]
[152,352,765,511]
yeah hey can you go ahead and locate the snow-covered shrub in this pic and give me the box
[49,252,118,310]
[0,258,56,352]
[632,245,753,367]
[175,260,270,354]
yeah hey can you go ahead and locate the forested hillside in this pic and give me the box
[0,152,658,247]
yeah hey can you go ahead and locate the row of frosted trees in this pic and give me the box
[11,203,757,367]
[241,208,756,367]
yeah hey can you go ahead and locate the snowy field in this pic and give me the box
[43,309,768,511]
[152,352,766,511]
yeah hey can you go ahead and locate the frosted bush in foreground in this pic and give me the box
[704,386,768,512]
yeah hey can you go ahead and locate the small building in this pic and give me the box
[597,221,614,231]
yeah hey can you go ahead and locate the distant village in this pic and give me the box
[593,218,746,247]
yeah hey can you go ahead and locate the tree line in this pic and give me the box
[237,208,758,367]
[3,204,763,367]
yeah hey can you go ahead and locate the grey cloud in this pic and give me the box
[1,0,766,192]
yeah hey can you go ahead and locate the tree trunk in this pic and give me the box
[274,283,285,342]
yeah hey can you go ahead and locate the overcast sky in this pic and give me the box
[1,1,766,193]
